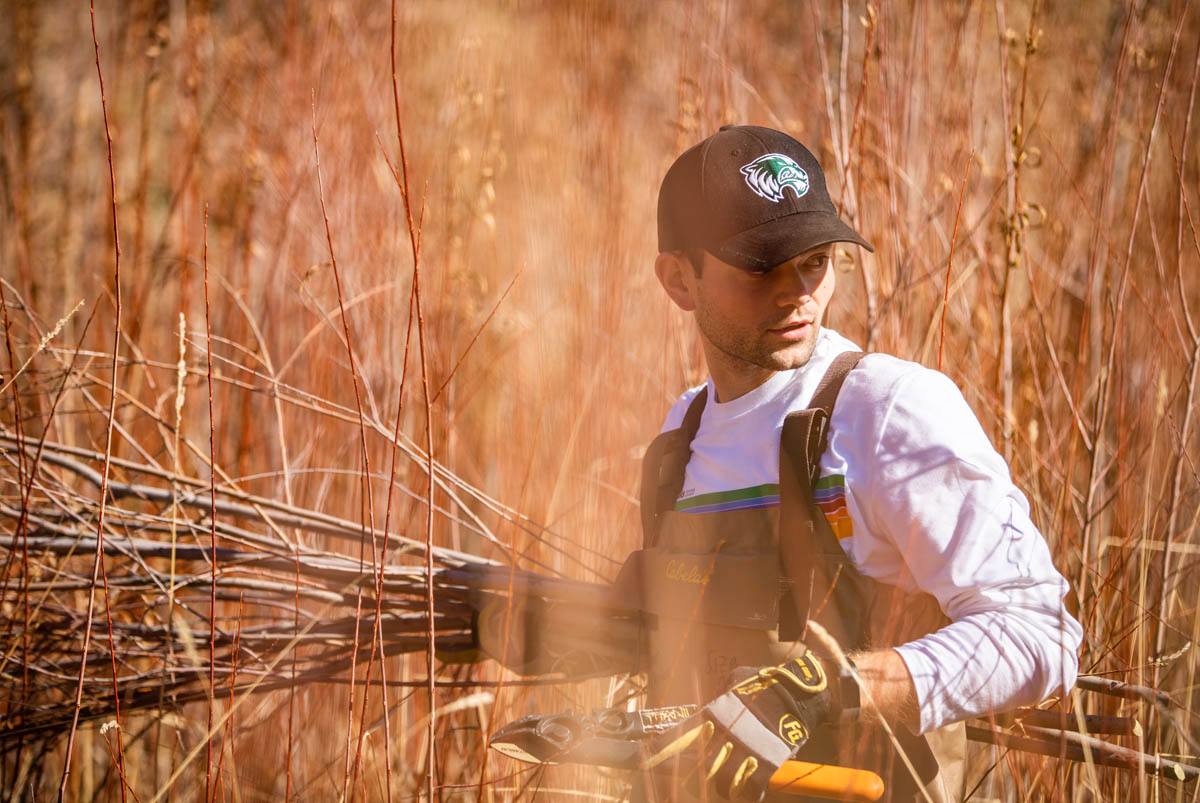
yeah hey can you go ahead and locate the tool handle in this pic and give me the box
[770,760,885,801]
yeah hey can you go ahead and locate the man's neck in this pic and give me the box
[704,349,777,403]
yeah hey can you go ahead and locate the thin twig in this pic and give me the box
[387,17,439,797]
[203,206,219,803]
[61,6,130,799]
[938,150,974,371]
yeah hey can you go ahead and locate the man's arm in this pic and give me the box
[839,360,1083,733]
[851,649,920,731]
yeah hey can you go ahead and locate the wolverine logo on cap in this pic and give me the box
[740,153,810,203]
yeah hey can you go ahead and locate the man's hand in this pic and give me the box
[437,593,643,677]
[643,650,834,801]
[433,593,548,673]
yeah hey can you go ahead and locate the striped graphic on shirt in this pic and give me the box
[675,483,780,514]
[813,474,853,540]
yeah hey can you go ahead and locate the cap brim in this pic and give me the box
[711,212,875,271]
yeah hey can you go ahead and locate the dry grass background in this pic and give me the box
[2,0,1200,800]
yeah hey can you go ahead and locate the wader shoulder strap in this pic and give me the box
[639,387,708,548]
[780,351,866,496]
[778,351,867,643]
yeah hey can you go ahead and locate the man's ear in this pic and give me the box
[654,251,697,312]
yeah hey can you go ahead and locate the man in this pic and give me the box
[620,125,1082,802]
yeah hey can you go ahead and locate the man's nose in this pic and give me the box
[774,265,814,305]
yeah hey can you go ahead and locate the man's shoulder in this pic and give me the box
[660,382,707,433]
[839,352,988,453]
[787,336,958,420]
[796,329,952,410]
[848,352,949,403]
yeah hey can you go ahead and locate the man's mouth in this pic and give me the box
[767,320,813,342]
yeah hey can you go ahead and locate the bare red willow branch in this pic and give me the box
[309,93,384,803]
[389,7,438,798]
[202,207,219,803]
[0,271,33,802]
[359,132,421,803]
[1074,3,1138,614]
[0,264,31,789]
[61,6,130,800]
[1153,10,1200,684]
[939,151,974,371]
[210,595,244,796]
[1080,6,1189,690]
[3,303,100,773]
[432,267,523,405]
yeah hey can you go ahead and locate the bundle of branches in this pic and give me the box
[0,432,631,751]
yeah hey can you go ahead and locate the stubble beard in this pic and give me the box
[695,303,822,374]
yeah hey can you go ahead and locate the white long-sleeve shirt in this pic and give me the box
[661,328,1082,733]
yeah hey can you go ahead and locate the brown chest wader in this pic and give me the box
[616,352,966,803]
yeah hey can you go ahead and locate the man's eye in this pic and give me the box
[807,255,830,269]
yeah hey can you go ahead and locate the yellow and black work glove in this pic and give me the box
[643,650,832,801]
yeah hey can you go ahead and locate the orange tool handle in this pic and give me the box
[769,760,885,801]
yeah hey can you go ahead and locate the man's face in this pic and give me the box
[688,245,836,374]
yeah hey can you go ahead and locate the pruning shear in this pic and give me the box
[489,705,885,802]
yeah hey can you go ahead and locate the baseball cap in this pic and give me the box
[657,125,874,271]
